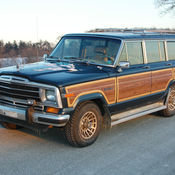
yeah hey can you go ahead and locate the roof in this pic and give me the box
[64,32,175,40]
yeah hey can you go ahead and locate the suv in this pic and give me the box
[0,32,175,147]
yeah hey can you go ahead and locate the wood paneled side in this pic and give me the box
[151,69,173,93]
[173,68,175,79]
[65,78,116,107]
[117,72,151,102]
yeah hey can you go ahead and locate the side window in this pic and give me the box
[127,42,143,65]
[145,41,165,63]
[167,41,175,60]
[118,42,143,65]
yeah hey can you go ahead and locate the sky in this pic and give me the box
[0,0,174,43]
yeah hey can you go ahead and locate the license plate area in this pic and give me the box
[0,106,26,120]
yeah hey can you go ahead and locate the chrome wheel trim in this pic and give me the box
[168,88,175,111]
[79,111,98,140]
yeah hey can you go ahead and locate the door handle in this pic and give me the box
[143,66,150,69]
[166,63,172,66]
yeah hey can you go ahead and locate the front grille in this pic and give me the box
[0,81,40,102]
[0,76,43,111]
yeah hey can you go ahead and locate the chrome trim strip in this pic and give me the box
[164,40,169,61]
[142,40,147,64]
[111,105,166,127]
[0,75,29,83]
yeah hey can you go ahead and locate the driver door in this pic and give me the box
[116,41,151,108]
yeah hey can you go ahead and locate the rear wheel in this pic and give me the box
[0,122,22,129]
[161,86,175,117]
[65,102,102,147]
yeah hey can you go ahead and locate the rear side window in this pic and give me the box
[167,41,175,60]
[118,42,143,65]
[145,41,165,63]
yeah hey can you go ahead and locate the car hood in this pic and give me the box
[0,61,111,87]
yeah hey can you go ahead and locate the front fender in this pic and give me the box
[73,92,108,108]
[72,92,111,127]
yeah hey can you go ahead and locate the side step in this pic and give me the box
[111,102,166,127]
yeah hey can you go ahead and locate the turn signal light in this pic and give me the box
[65,93,75,98]
[46,107,59,114]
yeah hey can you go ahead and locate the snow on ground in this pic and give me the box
[0,57,41,68]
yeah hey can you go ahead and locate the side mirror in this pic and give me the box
[43,54,48,61]
[118,61,130,69]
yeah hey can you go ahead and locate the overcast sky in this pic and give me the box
[0,0,174,42]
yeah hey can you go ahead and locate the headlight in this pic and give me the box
[45,90,56,102]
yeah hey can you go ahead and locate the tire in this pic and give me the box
[161,85,175,117]
[0,122,22,129]
[65,102,102,147]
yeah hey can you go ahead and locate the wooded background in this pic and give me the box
[0,40,54,59]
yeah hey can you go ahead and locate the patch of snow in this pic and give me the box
[0,57,41,68]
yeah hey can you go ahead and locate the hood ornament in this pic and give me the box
[16,63,20,71]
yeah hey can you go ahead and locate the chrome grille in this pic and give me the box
[0,75,62,109]
[0,80,40,102]
[0,76,43,111]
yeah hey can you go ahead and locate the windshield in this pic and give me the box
[50,36,121,66]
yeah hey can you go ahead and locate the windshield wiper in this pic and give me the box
[63,56,84,61]
[63,56,98,66]
[46,56,61,62]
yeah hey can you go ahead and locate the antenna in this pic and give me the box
[36,16,39,61]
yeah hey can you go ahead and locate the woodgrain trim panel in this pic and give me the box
[173,68,175,79]
[117,68,173,102]
[65,78,116,107]
[117,72,151,102]
[65,68,174,107]
[151,68,173,93]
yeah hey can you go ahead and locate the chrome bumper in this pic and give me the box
[0,105,70,127]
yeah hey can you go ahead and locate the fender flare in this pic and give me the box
[72,92,111,127]
[167,80,175,90]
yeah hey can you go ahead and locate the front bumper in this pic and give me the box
[0,105,70,127]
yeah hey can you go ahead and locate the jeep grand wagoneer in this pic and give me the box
[0,32,175,147]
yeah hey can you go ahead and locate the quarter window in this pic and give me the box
[118,43,128,62]
[167,41,175,60]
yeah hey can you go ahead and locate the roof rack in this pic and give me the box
[88,28,175,35]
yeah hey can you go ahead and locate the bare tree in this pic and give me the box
[156,0,175,14]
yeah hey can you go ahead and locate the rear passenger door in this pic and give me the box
[117,41,151,105]
[145,40,173,96]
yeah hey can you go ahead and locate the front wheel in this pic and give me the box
[65,102,102,147]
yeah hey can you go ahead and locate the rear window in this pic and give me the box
[167,41,175,60]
